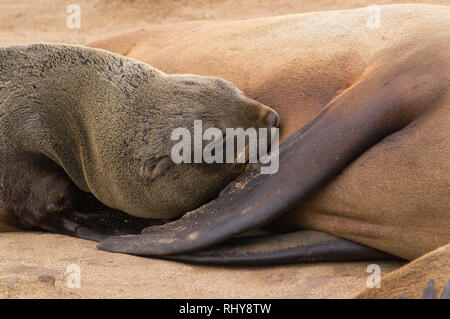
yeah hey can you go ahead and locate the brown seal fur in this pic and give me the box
[0,43,277,235]
[355,243,450,299]
[88,4,449,260]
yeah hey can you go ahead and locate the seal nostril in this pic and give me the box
[267,112,279,127]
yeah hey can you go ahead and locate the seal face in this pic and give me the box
[0,43,278,235]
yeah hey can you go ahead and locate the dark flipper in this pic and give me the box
[164,230,401,265]
[99,55,443,258]
[22,189,166,241]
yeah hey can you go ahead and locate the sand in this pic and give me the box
[0,232,404,298]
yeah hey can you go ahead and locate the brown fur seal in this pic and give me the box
[355,243,450,299]
[90,4,449,262]
[0,43,278,237]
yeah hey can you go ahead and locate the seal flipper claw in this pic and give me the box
[99,65,434,257]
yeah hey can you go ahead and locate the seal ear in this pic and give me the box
[150,156,173,181]
[138,156,173,180]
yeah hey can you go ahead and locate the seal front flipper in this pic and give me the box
[164,230,401,265]
[99,55,446,257]
[1,159,162,240]
[29,191,165,240]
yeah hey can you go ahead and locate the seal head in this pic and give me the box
[0,44,278,231]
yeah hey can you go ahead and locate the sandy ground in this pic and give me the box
[0,232,404,298]
[0,0,445,298]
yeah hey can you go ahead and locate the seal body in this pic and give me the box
[90,4,450,260]
[355,243,450,299]
[0,44,278,235]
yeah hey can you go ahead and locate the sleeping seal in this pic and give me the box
[0,43,278,237]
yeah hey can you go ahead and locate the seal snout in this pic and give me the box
[266,110,279,127]
[257,103,279,128]
[243,96,279,129]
